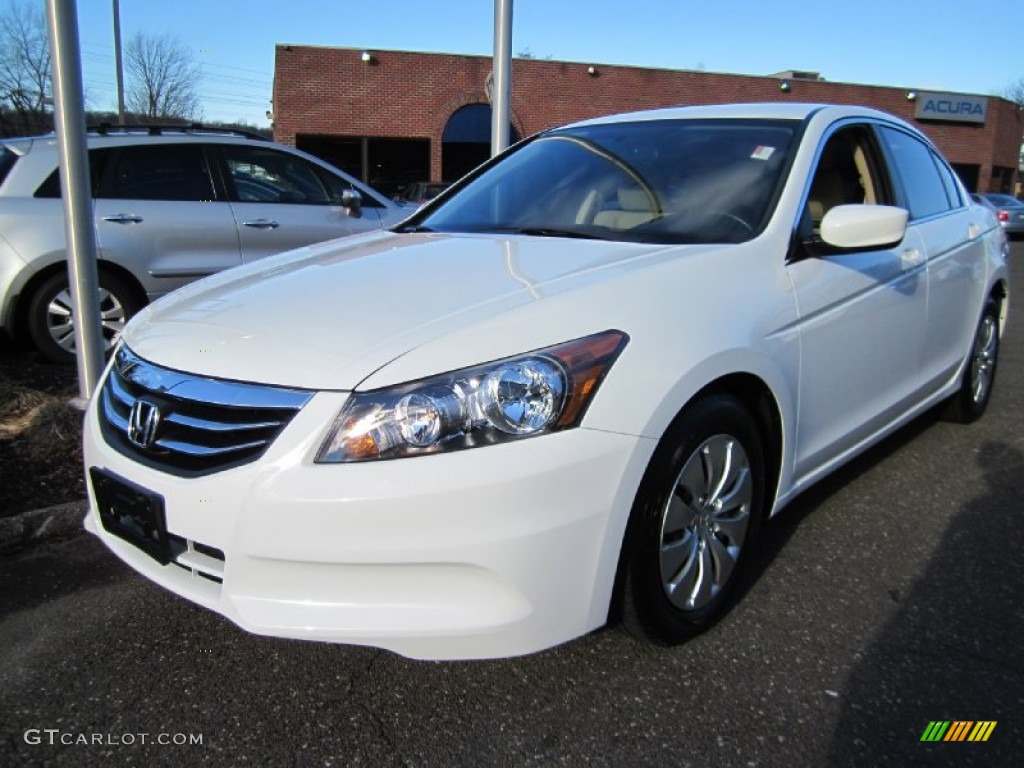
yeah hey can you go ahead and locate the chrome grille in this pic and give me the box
[98,346,313,476]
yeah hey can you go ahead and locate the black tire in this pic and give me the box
[942,298,1000,424]
[621,395,766,644]
[26,271,142,364]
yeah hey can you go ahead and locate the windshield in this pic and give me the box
[416,118,798,244]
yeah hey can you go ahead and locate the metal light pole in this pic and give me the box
[113,0,126,125]
[46,0,105,402]
[491,0,513,157]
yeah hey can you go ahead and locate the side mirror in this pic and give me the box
[820,204,908,250]
[341,188,363,217]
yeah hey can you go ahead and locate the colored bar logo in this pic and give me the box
[920,721,996,742]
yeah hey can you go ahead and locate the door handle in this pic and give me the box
[102,213,143,224]
[900,248,923,272]
[968,223,980,240]
[243,219,280,229]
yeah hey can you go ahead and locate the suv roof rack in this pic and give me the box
[87,122,271,141]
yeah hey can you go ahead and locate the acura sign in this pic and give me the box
[914,92,987,124]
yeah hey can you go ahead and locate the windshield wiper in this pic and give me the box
[492,227,605,240]
[398,225,607,240]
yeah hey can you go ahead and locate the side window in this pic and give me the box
[97,145,215,201]
[221,146,332,205]
[310,164,382,208]
[878,127,951,220]
[220,145,382,209]
[34,149,108,199]
[805,125,888,234]
[34,169,61,198]
[934,157,964,209]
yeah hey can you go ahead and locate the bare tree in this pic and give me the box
[1000,80,1024,173]
[514,48,552,60]
[0,2,52,136]
[124,32,201,120]
[1002,78,1024,107]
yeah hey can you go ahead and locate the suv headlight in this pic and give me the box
[316,330,628,462]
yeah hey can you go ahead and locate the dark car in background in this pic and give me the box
[981,193,1024,238]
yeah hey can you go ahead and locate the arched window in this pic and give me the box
[442,104,519,181]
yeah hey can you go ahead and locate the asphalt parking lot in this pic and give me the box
[1,244,1021,767]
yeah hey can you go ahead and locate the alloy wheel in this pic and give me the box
[658,434,753,612]
[46,286,127,353]
[970,314,998,405]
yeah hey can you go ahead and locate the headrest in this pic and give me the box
[618,188,651,212]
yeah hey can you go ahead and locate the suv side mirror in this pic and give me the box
[341,188,363,217]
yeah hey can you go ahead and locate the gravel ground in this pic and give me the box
[0,335,83,519]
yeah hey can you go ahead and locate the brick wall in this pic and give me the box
[273,45,1022,191]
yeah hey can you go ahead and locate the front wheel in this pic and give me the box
[26,271,142,363]
[621,395,766,644]
[943,298,1000,424]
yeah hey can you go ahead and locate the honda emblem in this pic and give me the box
[127,399,161,449]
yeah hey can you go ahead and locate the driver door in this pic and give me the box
[216,144,386,262]
[786,123,927,479]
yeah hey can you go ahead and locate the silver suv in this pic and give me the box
[0,126,409,361]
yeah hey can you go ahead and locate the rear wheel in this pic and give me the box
[943,299,1000,424]
[26,271,142,363]
[621,395,766,644]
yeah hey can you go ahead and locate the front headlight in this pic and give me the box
[316,330,628,462]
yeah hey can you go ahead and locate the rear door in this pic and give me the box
[215,144,389,263]
[94,143,241,301]
[875,125,988,391]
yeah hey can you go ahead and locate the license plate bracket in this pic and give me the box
[90,468,169,564]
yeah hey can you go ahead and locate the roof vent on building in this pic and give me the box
[771,70,824,81]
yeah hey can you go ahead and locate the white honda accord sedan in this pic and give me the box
[83,103,1009,659]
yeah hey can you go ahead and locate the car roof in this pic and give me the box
[984,193,1022,203]
[567,102,904,129]
[0,128,399,210]
[2,128,271,153]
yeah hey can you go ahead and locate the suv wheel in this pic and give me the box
[26,271,142,363]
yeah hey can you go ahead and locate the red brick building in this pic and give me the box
[273,45,1022,197]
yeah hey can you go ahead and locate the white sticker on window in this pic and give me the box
[751,146,776,161]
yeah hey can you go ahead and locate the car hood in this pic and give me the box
[122,230,689,390]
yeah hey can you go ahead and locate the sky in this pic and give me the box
[30,0,1024,127]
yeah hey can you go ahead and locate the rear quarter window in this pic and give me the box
[0,147,18,188]
[34,149,108,198]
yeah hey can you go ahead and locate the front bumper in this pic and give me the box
[83,388,654,659]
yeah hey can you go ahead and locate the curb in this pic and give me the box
[0,499,88,555]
